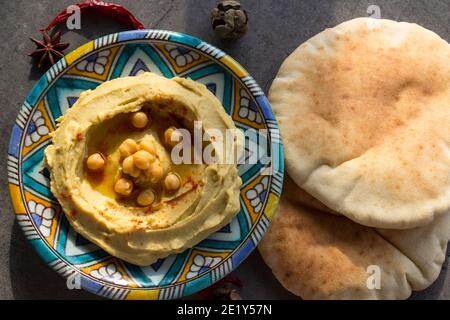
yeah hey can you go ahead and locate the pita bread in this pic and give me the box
[258,177,450,300]
[294,184,340,215]
[292,178,450,292]
[269,18,450,229]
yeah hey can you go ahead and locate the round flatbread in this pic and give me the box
[293,184,340,215]
[269,18,450,229]
[258,177,450,300]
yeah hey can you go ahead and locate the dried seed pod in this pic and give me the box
[210,0,248,40]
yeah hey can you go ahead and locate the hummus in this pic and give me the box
[45,72,242,266]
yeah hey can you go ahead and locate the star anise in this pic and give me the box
[29,30,69,69]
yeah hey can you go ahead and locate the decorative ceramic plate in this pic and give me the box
[8,30,284,299]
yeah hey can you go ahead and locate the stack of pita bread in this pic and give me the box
[259,18,450,299]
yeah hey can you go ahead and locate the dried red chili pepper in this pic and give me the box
[41,0,144,32]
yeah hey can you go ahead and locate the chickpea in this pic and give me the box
[131,111,149,129]
[139,139,156,155]
[122,155,140,178]
[133,150,154,170]
[164,172,181,191]
[86,153,105,171]
[164,126,180,147]
[119,138,138,158]
[137,189,156,206]
[145,161,164,184]
[114,178,133,196]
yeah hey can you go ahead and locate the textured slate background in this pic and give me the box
[0,0,449,299]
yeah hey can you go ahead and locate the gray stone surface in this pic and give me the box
[0,0,449,300]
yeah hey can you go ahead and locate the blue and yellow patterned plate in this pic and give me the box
[8,30,284,299]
